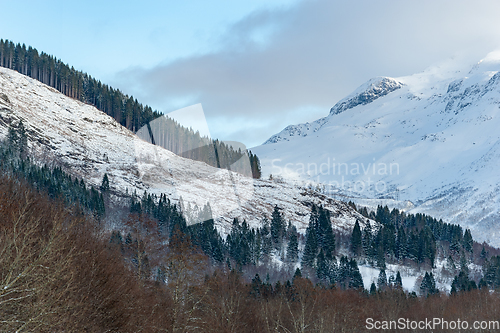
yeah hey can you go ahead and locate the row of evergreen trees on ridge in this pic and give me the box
[0,39,261,178]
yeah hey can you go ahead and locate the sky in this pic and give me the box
[2,0,500,147]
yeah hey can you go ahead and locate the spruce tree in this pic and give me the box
[481,245,488,260]
[287,230,299,262]
[363,222,374,261]
[317,207,335,257]
[270,205,284,246]
[395,271,403,289]
[16,120,28,156]
[293,267,302,281]
[302,220,318,268]
[451,270,477,293]
[463,229,473,253]
[420,272,438,296]
[100,173,110,192]
[316,249,328,281]
[351,220,362,256]
[377,269,388,290]
[348,259,364,289]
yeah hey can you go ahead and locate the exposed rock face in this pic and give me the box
[329,77,404,115]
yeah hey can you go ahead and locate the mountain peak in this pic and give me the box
[329,77,404,115]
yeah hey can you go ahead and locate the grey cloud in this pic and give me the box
[115,0,500,147]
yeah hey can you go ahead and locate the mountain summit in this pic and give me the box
[253,52,500,246]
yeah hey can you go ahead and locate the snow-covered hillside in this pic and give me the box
[0,67,368,237]
[253,51,500,247]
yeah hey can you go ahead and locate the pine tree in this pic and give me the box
[302,220,318,268]
[316,249,329,282]
[463,229,473,253]
[481,245,488,260]
[293,268,302,281]
[348,259,364,289]
[395,271,403,289]
[270,205,284,246]
[350,220,362,256]
[377,269,388,290]
[451,270,477,293]
[420,272,438,296]
[100,173,110,192]
[370,282,377,295]
[287,230,299,262]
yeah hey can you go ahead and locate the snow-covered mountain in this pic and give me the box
[252,51,500,247]
[0,67,367,237]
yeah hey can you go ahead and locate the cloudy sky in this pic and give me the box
[2,0,500,147]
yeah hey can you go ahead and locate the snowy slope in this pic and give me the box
[253,51,500,247]
[0,67,369,237]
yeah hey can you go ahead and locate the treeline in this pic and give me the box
[0,39,262,178]
[354,204,474,268]
[0,39,161,132]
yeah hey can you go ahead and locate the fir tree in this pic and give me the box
[348,258,364,289]
[270,205,285,246]
[286,230,299,262]
[100,173,110,192]
[316,249,329,282]
[463,229,473,253]
[302,220,318,268]
[451,270,477,293]
[395,271,403,289]
[377,269,388,290]
[350,220,362,256]
[420,272,438,296]
[481,245,488,260]
[293,267,302,281]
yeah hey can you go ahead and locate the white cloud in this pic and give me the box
[116,0,500,147]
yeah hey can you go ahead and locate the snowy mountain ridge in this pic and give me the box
[253,52,500,247]
[0,66,368,237]
[264,77,404,145]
